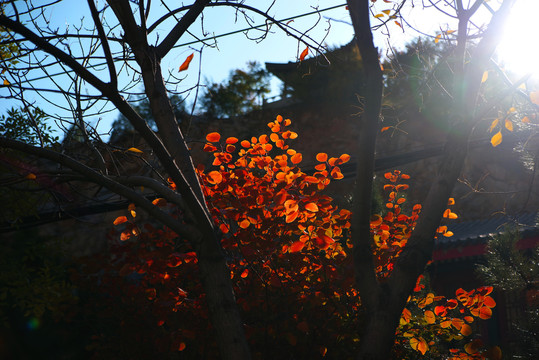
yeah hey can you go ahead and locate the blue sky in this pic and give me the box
[0,0,534,138]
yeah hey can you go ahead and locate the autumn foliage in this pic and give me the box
[88,115,501,358]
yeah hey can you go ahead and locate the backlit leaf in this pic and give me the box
[374,13,385,18]
[289,240,305,253]
[410,337,428,355]
[505,119,513,132]
[488,118,499,133]
[127,147,143,154]
[424,310,435,324]
[207,171,223,184]
[240,269,249,278]
[490,131,502,147]
[530,91,539,105]
[481,71,488,83]
[3,79,9,86]
[179,53,194,72]
[522,116,530,123]
[434,34,442,43]
[460,323,472,336]
[316,153,328,162]
[381,126,390,132]
[299,46,309,61]
[305,202,319,212]
[291,152,303,164]
[152,198,167,206]
[113,216,128,225]
[206,132,221,142]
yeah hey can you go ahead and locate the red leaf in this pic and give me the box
[290,240,305,252]
[206,132,221,142]
[299,46,309,61]
[179,53,194,72]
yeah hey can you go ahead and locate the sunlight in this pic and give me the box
[496,0,539,78]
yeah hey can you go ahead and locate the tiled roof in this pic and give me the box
[438,212,539,247]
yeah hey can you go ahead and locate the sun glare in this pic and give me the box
[496,0,539,77]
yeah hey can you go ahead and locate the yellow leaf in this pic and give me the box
[382,10,391,15]
[127,147,143,154]
[491,131,502,147]
[481,71,488,83]
[488,118,499,133]
[522,116,530,123]
[446,29,456,34]
[374,13,385,18]
[3,79,9,86]
[434,34,442,43]
[530,91,539,105]
[505,119,513,131]
[508,107,516,113]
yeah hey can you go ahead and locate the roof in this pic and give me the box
[433,212,539,262]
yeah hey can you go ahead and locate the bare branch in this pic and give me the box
[156,0,211,59]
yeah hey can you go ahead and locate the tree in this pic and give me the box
[200,61,270,118]
[0,1,528,359]
[476,227,539,358]
[83,119,497,359]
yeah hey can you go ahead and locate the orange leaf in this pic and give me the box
[316,153,328,162]
[179,53,194,72]
[447,197,455,205]
[290,240,305,253]
[226,137,239,144]
[152,198,167,206]
[424,310,435,324]
[381,126,390,132]
[299,46,309,61]
[291,152,303,164]
[491,131,502,147]
[460,323,472,336]
[113,216,128,225]
[25,173,36,180]
[179,342,186,351]
[530,91,539,105]
[240,269,249,278]
[522,116,530,123]
[206,132,221,142]
[239,219,250,229]
[339,154,351,163]
[207,171,223,185]
[505,118,514,132]
[483,296,496,308]
[305,202,319,212]
[127,147,143,154]
[410,337,428,355]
